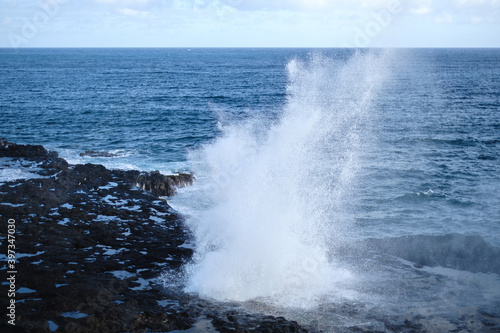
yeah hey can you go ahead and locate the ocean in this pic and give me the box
[1,48,499,331]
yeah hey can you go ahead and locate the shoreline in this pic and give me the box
[1,140,499,332]
[0,140,309,333]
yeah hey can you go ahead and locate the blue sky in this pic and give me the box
[1,0,499,48]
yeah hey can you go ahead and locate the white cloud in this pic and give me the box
[0,0,498,47]
[117,7,148,16]
[410,0,500,23]
[94,0,150,5]
[412,6,432,14]
[435,12,453,23]
[410,0,433,15]
[219,0,401,11]
[454,0,499,6]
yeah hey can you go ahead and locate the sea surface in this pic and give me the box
[1,48,500,331]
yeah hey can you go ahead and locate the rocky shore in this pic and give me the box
[0,140,309,333]
[3,140,498,333]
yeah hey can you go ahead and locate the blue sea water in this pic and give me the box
[1,48,500,330]
[1,48,499,245]
[0,48,290,169]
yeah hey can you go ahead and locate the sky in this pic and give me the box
[0,0,499,48]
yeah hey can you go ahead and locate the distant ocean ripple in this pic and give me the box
[1,48,499,247]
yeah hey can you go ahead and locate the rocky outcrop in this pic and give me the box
[136,171,194,197]
[0,139,193,200]
[3,140,498,333]
[0,139,49,158]
[0,141,311,333]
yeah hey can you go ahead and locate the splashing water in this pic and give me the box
[176,51,392,308]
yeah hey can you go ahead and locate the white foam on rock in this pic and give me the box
[110,270,135,279]
[0,158,47,184]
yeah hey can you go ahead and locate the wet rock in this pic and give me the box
[0,138,69,177]
[208,312,309,333]
[0,141,311,333]
[135,170,195,197]
[0,138,48,159]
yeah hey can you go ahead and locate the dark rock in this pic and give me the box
[0,139,69,178]
[0,138,48,158]
[135,170,195,197]
[0,141,312,333]
[208,312,309,333]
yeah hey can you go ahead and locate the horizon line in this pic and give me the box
[1,46,500,49]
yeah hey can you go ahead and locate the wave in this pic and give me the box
[394,189,437,202]
[174,50,394,308]
[0,158,47,184]
[355,234,500,275]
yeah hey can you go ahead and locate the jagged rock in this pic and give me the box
[0,138,48,158]
[209,312,309,333]
[0,141,314,333]
[135,170,195,197]
[0,138,68,176]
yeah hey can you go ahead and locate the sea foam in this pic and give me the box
[177,51,392,308]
